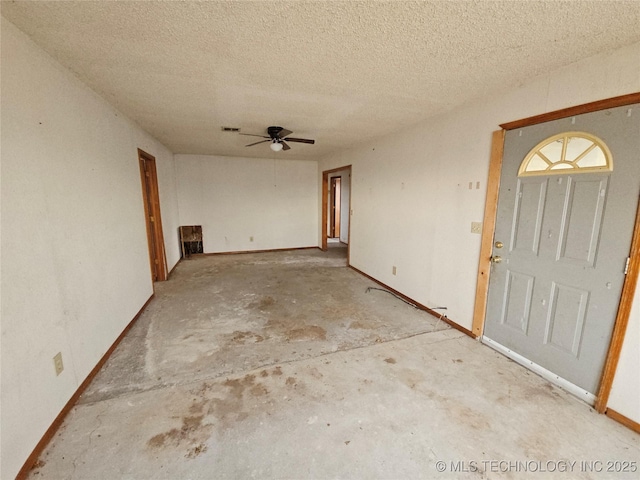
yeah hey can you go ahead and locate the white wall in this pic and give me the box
[318,41,640,421]
[175,155,317,253]
[0,17,180,480]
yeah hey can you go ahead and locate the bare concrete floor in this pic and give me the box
[29,247,639,479]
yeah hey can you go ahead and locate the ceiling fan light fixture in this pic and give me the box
[242,126,314,151]
[270,140,283,152]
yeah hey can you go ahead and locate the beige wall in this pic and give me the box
[318,41,640,422]
[175,155,318,253]
[1,18,180,479]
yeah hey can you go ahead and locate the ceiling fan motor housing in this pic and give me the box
[267,126,285,139]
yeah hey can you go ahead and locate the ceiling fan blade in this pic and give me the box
[245,139,271,147]
[278,129,293,138]
[239,133,270,139]
[281,141,291,151]
[283,137,315,144]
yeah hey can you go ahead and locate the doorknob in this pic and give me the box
[494,241,504,249]
[491,255,503,264]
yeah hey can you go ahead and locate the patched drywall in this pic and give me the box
[175,155,317,253]
[318,41,640,422]
[0,18,180,480]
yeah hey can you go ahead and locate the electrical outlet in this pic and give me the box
[53,352,64,376]
[471,222,482,234]
[392,266,397,275]
[250,236,254,242]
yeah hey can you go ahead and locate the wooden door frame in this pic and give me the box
[595,196,640,412]
[322,165,352,260]
[138,149,168,282]
[471,129,505,337]
[472,92,640,413]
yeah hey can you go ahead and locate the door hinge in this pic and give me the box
[150,215,155,223]
[624,257,630,275]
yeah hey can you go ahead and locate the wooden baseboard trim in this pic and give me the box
[605,408,640,434]
[199,246,319,256]
[16,294,155,480]
[348,266,476,339]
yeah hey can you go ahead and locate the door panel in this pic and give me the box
[511,178,547,256]
[544,282,588,357]
[557,177,607,266]
[500,270,534,334]
[485,104,640,395]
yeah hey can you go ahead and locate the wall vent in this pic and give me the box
[221,126,241,132]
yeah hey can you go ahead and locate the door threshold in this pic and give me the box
[482,336,596,406]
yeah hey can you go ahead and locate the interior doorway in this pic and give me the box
[138,149,168,282]
[322,165,351,260]
[330,177,341,239]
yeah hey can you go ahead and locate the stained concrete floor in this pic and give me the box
[29,247,639,479]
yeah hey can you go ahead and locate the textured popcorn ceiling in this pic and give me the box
[3,1,640,160]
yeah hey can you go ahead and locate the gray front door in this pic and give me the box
[484,104,639,396]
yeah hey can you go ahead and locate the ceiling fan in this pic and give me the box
[240,126,315,152]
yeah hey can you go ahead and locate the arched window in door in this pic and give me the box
[518,132,612,177]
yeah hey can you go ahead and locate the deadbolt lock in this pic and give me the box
[495,241,504,249]
[491,256,503,264]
